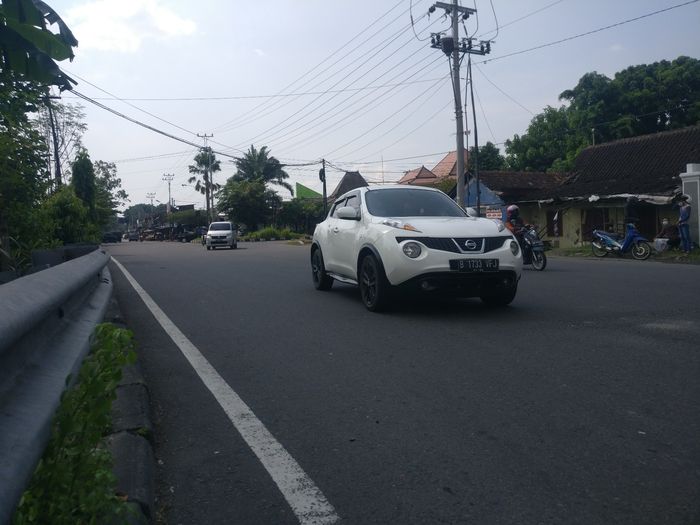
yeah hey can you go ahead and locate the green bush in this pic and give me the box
[13,324,136,525]
[244,227,301,241]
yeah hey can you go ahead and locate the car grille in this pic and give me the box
[396,235,511,254]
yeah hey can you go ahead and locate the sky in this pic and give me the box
[46,0,700,210]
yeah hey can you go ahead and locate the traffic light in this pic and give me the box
[319,168,325,182]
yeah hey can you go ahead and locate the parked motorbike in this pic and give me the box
[591,223,651,260]
[518,226,547,271]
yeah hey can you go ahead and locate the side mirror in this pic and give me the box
[465,207,478,217]
[336,206,360,220]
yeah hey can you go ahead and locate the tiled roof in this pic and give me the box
[398,165,437,185]
[431,150,469,179]
[446,170,568,201]
[329,171,368,200]
[477,171,569,201]
[555,126,700,198]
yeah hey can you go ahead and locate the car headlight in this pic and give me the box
[402,241,422,258]
[382,219,421,232]
[510,240,520,256]
[492,219,506,232]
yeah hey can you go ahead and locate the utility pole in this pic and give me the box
[429,1,491,214]
[146,192,156,228]
[163,173,174,239]
[197,133,214,222]
[319,159,327,216]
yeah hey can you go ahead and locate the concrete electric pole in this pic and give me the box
[429,1,491,214]
[163,173,174,238]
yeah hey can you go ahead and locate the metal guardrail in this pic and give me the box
[0,248,112,523]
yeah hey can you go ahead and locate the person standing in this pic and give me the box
[678,195,692,254]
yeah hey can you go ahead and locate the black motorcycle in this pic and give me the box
[518,226,547,271]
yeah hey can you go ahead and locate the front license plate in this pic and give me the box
[450,258,499,272]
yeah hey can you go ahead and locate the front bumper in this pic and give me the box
[380,235,522,289]
[207,235,234,246]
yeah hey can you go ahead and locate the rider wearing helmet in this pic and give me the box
[505,204,525,234]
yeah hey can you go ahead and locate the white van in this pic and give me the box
[205,221,237,250]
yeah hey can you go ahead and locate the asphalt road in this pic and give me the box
[107,240,700,525]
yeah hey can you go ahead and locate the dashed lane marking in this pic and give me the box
[111,257,339,525]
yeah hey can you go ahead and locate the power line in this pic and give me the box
[476,0,565,39]
[473,64,534,115]
[71,90,238,159]
[213,1,412,133]
[478,0,700,65]
[228,18,437,149]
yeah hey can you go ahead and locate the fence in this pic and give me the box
[0,248,111,522]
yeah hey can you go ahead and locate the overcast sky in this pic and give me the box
[50,0,700,209]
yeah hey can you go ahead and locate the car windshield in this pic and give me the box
[209,223,231,231]
[365,189,467,218]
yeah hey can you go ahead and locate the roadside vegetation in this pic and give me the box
[13,324,136,524]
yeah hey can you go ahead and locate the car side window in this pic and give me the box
[345,194,359,211]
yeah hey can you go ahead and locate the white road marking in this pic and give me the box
[111,257,339,525]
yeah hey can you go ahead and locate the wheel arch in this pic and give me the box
[356,243,386,278]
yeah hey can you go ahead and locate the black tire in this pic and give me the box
[359,254,391,312]
[631,241,651,260]
[531,251,547,271]
[232,242,237,249]
[591,241,607,257]
[311,248,333,290]
[480,285,518,307]
[207,246,211,251]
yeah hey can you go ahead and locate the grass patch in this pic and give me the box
[13,324,137,525]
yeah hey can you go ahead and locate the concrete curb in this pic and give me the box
[104,298,155,523]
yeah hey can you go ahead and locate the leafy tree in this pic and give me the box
[0,0,78,90]
[504,56,700,173]
[469,141,505,171]
[93,160,128,231]
[35,101,87,183]
[217,179,280,231]
[277,198,324,234]
[41,185,96,243]
[233,145,294,196]
[70,149,96,220]
[188,147,220,222]
[0,70,50,270]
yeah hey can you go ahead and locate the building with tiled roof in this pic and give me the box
[397,165,438,186]
[554,125,700,201]
[430,150,469,180]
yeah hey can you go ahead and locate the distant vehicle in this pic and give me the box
[101,231,122,243]
[206,221,237,250]
[177,229,197,243]
[127,231,140,241]
[311,185,522,311]
[195,226,208,245]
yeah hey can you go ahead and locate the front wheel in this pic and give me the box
[591,241,607,257]
[631,241,651,260]
[531,251,547,271]
[359,254,391,312]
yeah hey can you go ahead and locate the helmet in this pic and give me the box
[506,204,520,220]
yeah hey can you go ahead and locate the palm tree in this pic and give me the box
[188,147,221,222]
[234,145,294,196]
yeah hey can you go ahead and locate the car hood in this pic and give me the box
[373,216,509,237]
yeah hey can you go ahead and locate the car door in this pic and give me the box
[333,192,363,279]
[321,198,345,273]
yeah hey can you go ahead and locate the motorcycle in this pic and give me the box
[518,226,547,271]
[591,223,651,260]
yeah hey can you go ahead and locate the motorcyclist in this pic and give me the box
[505,204,526,235]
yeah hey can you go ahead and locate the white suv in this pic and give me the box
[206,221,237,250]
[311,185,522,311]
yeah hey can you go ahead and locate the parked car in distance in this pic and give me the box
[311,185,523,311]
[127,231,140,241]
[206,221,237,250]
